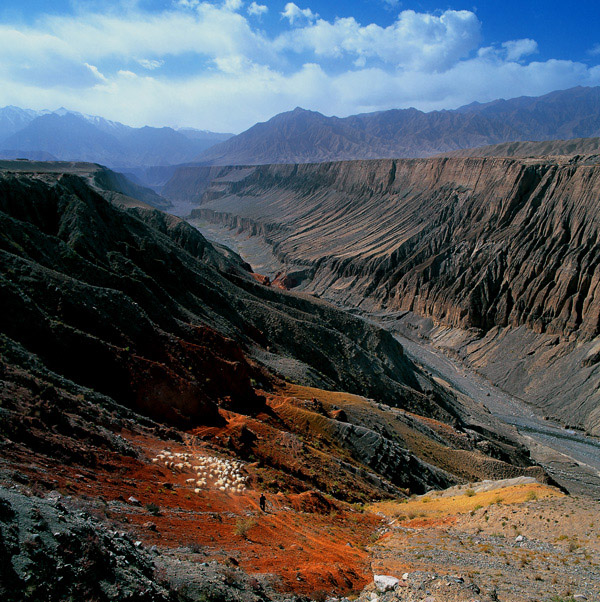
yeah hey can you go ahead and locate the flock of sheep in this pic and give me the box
[151,450,248,494]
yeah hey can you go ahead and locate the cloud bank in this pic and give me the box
[0,1,599,132]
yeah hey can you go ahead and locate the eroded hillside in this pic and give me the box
[1,164,558,600]
[179,155,600,434]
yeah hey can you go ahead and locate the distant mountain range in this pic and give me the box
[0,106,233,168]
[4,86,600,173]
[195,86,600,165]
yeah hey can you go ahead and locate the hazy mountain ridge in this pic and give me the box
[195,86,600,165]
[0,106,233,168]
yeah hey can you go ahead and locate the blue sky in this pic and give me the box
[1,0,599,132]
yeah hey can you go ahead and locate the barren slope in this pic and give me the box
[441,137,600,158]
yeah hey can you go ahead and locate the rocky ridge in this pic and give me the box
[194,86,600,165]
[440,137,600,159]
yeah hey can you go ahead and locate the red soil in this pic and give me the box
[2,423,381,596]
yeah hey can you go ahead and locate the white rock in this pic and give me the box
[374,575,399,592]
[402,572,409,581]
[515,535,524,542]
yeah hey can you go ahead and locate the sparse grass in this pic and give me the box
[234,517,257,539]
[145,502,161,516]
[568,540,579,552]
[369,483,562,522]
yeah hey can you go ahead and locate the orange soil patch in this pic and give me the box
[1,427,382,596]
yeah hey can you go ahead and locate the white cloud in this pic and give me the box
[589,43,600,56]
[117,70,138,79]
[248,2,268,17]
[33,6,269,64]
[137,58,164,70]
[502,38,538,61]
[84,63,107,82]
[223,0,243,11]
[276,10,481,72]
[281,3,318,25]
[0,3,598,133]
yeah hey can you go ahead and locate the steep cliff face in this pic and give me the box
[183,156,600,432]
[190,156,600,340]
[160,165,252,204]
[441,138,600,158]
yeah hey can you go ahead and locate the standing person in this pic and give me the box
[259,493,266,512]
